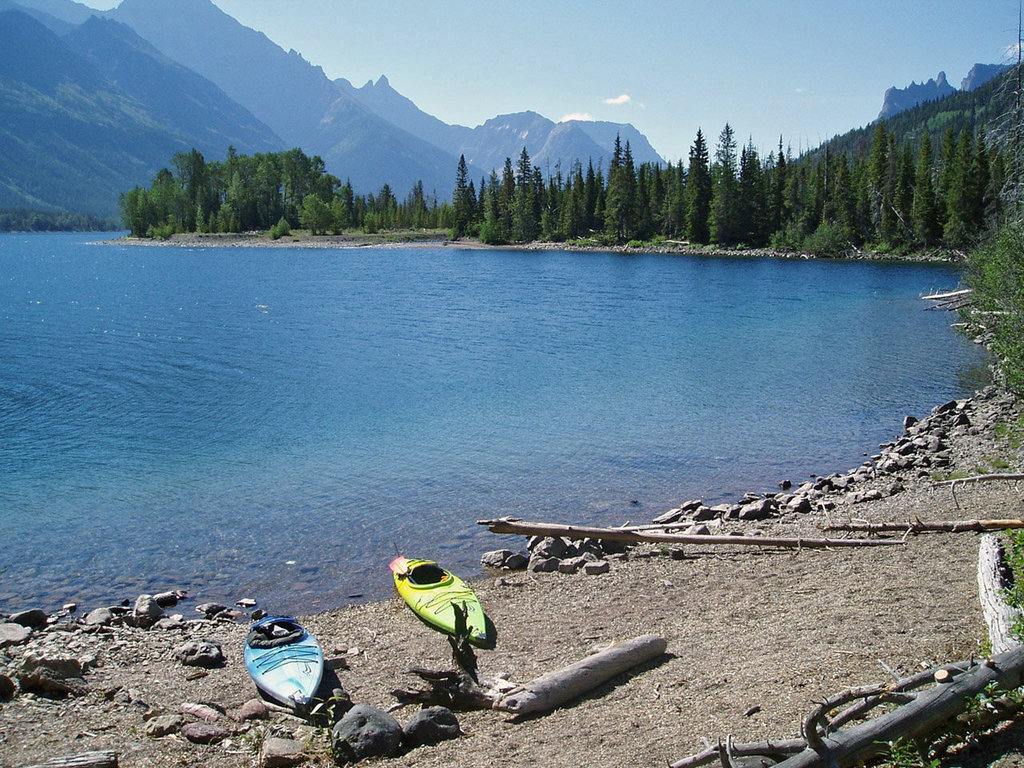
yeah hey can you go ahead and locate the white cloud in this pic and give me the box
[604,93,632,106]
[560,112,594,122]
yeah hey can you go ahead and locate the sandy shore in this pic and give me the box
[1,380,1022,767]
[105,231,957,262]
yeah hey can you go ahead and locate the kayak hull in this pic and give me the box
[390,556,494,648]
[244,616,324,708]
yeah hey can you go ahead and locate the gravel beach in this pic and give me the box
[2,381,1022,768]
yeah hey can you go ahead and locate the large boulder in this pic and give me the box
[332,704,403,763]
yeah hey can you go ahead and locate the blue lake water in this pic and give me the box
[0,232,989,615]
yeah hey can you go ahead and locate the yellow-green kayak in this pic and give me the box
[389,556,494,648]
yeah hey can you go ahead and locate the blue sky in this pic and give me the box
[84,0,1019,163]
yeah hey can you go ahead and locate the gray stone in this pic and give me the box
[0,622,32,648]
[503,552,529,570]
[154,591,183,608]
[402,706,460,747]
[261,736,307,767]
[737,497,774,521]
[528,536,569,559]
[691,505,719,521]
[84,607,115,626]
[195,602,229,619]
[235,697,270,722]
[480,549,513,569]
[145,713,184,738]
[18,655,87,698]
[527,554,560,573]
[174,639,225,668]
[583,560,611,575]
[129,594,164,628]
[9,609,47,629]
[181,721,229,744]
[557,556,588,574]
[785,495,811,514]
[332,704,403,763]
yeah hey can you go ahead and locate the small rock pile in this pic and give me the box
[481,534,628,576]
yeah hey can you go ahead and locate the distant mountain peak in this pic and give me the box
[878,71,956,120]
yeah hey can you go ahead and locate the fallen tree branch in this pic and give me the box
[477,517,904,549]
[932,473,1024,509]
[771,645,1024,768]
[932,473,1024,487]
[823,518,1024,534]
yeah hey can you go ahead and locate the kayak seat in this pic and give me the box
[247,618,304,649]
[408,563,448,586]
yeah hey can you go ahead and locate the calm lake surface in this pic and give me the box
[0,233,988,614]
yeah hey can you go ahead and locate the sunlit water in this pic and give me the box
[0,233,989,614]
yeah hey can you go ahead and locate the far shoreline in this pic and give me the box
[103,229,960,264]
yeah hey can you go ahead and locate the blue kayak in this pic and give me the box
[244,616,324,709]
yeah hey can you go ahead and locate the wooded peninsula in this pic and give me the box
[119,119,1001,257]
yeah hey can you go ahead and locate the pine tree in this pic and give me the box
[685,129,711,243]
[710,124,739,244]
[912,133,940,246]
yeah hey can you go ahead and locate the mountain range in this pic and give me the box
[0,0,663,217]
[0,0,1010,220]
[878,63,1009,120]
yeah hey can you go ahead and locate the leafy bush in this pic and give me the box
[269,217,291,240]
[963,223,1024,393]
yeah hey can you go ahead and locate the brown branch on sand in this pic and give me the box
[477,517,903,549]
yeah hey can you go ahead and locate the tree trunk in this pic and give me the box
[477,517,903,549]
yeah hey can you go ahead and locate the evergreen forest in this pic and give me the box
[120,118,1006,257]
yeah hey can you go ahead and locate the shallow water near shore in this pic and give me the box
[0,232,989,615]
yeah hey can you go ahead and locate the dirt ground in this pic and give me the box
[2,387,1023,768]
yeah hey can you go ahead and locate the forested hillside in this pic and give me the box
[122,63,1015,258]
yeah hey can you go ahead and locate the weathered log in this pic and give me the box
[494,634,667,716]
[24,753,118,768]
[669,739,807,768]
[978,533,1023,654]
[477,517,903,549]
[771,645,1024,768]
[823,518,1024,534]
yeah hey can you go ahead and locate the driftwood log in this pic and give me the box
[823,518,1024,535]
[978,533,1023,654]
[494,634,667,716]
[477,517,903,549]
[392,634,667,717]
[23,753,118,768]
